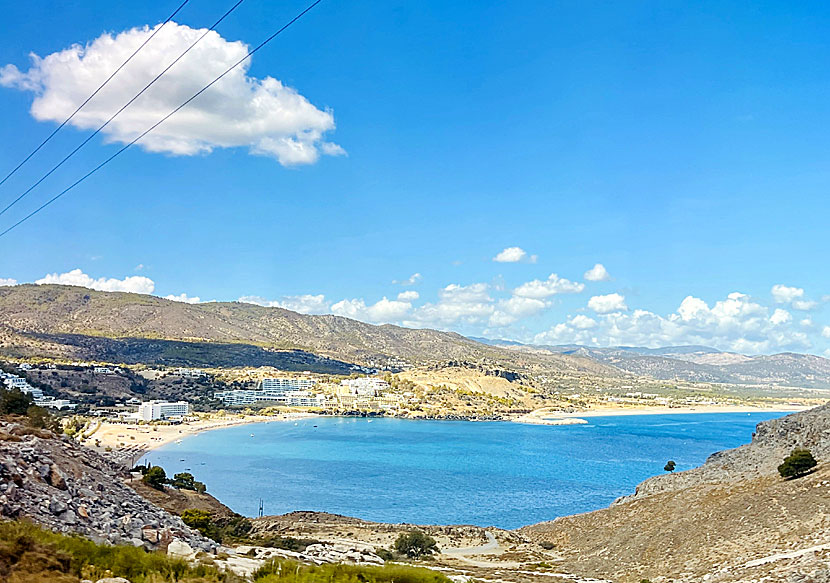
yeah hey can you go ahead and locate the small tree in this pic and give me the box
[171,472,207,493]
[0,388,33,415]
[143,465,167,490]
[393,531,438,559]
[664,460,676,473]
[778,448,817,479]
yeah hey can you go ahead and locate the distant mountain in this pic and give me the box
[0,285,616,376]
[478,338,830,389]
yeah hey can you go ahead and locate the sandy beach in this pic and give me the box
[87,412,318,466]
[512,403,809,425]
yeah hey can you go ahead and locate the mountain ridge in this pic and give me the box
[0,284,618,377]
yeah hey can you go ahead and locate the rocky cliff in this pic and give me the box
[0,420,215,553]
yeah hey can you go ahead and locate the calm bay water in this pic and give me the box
[141,412,784,529]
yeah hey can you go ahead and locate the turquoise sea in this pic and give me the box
[141,412,785,529]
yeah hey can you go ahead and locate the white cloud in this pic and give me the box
[570,314,598,330]
[513,273,584,299]
[405,282,495,328]
[0,278,17,286]
[792,299,818,311]
[165,293,201,304]
[488,296,547,327]
[587,293,627,314]
[134,264,145,271]
[331,297,412,323]
[823,326,830,339]
[397,290,419,301]
[534,292,811,353]
[771,284,804,304]
[1,23,341,166]
[493,246,532,263]
[238,294,329,315]
[584,263,611,282]
[393,273,422,286]
[35,268,154,294]
[769,308,791,326]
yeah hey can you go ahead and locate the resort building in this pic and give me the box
[339,377,390,396]
[259,377,316,391]
[213,388,326,408]
[35,397,77,410]
[2,373,43,400]
[176,368,206,378]
[138,400,191,421]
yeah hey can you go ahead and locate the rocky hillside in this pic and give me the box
[0,419,215,553]
[0,284,617,377]
[495,340,830,388]
[522,404,830,582]
[616,402,830,501]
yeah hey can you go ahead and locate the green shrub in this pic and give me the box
[778,448,817,479]
[0,387,33,415]
[182,509,252,543]
[253,559,450,582]
[142,465,167,490]
[393,531,439,559]
[0,520,237,582]
[172,471,207,493]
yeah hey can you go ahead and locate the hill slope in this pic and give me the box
[0,285,617,376]
[522,404,830,582]
[488,339,830,389]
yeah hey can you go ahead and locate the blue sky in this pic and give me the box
[1,0,830,354]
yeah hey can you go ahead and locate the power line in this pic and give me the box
[0,0,191,190]
[0,0,246,219]
[0,0,324,240]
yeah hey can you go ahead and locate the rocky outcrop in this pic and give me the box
[617,403,830,502]
[233,541,384,566]
[0,420,215,552]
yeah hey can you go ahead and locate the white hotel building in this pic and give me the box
[214,378,323,408]
[138,400,191,421]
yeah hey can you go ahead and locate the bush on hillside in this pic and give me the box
[0,387,33,415]
[778,448,817,479]
[142,465,167,490]
[171,471,207,493]
[181,509,252,543]
[393,531,439,559]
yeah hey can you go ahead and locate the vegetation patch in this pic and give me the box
[0,520,238,582]
[253,558,450,583]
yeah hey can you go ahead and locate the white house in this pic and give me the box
[138,400,190,421]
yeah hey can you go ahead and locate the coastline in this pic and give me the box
[89,412,317,463]
[512,403,807,424]
[88,404,811,461]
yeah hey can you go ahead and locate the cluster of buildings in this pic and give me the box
[175,368,207,378]
[1,370,77,410]
[213,377,326,408]
[339,377,390,396]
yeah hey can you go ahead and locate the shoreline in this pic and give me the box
[89,412,318,463]
[88,404,811,461]
[511,404,807,425]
